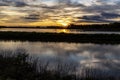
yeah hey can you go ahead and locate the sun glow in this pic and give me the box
[61,22,69,27]
[57,29,70,33]
[57,17,72,27]
[57,20,69,27]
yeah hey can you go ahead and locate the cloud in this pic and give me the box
[81,15,104,22]
[80,12,120,22]
[0,41,120,76]
[0,0,27,7]
[101,12,120,18]
[0,1,9,6]
[0,0,120,25]
[23,14,40,22]
[13,1,28,7]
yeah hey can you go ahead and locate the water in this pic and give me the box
[0,41,120,77]
[1,28,120,34]
[0,27,120,77]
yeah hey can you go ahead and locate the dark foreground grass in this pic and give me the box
[0,49,119,80]
[0,31,120,44]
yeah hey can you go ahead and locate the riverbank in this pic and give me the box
[0,31,120,44]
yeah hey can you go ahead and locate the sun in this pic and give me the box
[57,20,69,27]
[61,22,69,27]
[57,18,72,27]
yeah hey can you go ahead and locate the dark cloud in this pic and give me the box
[0,2,8,6]
[82,15,101,20]
[101,12,120,18]
[95,0,110,4]
[13,1,28,7]
[23,14,40,22]
[79,2,120,22]
[81,15,109,22]
[82,0,120,15]
[82,12,120,22]
[40,5,60,9]
[57,0,72,5]
[0,0,27,7]
[81,11,120,22]
[56,0,85,8]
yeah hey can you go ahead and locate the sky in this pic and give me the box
[0,0,120,26]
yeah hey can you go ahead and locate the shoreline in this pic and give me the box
[0,31,120,44]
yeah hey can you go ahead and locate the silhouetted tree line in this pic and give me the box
[67,22,120,31]
[0,26,64,29]
[0,22,120,30]
[0,49,119,80]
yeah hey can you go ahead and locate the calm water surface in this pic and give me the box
[0,28,120,77]
[0,41,120,76]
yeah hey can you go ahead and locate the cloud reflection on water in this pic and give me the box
[0,41,120,76]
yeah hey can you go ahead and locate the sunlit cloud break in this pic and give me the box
[0,0,120,26]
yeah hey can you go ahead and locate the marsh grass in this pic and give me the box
[0,49,119,80]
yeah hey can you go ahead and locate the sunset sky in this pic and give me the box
[0,0,120,26]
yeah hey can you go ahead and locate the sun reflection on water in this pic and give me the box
[57,29,70,33]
